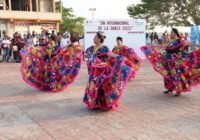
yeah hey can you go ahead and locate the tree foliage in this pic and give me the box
[56,1,84,35]
[127,0,200,29]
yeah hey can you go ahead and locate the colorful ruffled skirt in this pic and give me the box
[141,46,200,93]
[122,48,142,79]
[190,49,200,86]
[113,47,142,79]
[20,45,82,92]
[83,56,132,110]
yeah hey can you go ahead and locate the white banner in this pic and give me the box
[84,19,146,58]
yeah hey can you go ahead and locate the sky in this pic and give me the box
[61,0,141,19]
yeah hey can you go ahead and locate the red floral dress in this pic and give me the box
[141,39,200,93]
[20,44,82,92]
[83,45,133,110]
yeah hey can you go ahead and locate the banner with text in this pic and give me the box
[84,19,146,58]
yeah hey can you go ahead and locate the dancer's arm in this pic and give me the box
[84,52,89,58]
[84,47,92,58]
[107,51,118,57]
[181,41,200,51]
[184,41,200,48]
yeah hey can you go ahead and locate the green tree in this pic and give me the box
[56,1,84,35]
[127,0,200,29]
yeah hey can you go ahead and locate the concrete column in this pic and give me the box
[36,0,39,12]
[3,0,6,10]
[56,22,59,32]
[8,0,11,10]
[29,0,33,11]
[52,0,55,12]
[60,0,62,13]
[7,21,11,37]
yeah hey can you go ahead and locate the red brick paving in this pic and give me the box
[0,61,200,140]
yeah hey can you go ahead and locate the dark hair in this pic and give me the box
[116,36,123,42]
[27,34,31,39]
[96,32,106,43]
[172,28,180,38]
[70,32,79,43]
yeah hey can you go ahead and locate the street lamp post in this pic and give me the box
[89,8,96,20]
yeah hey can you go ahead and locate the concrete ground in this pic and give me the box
[0,61,200,140]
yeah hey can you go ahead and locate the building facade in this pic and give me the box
[0,0,62,38]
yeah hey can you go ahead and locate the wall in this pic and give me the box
[0,21,7,39]
[0,11,62,21]
[39,0,52,12]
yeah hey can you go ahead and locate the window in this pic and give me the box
[0,0,3,10]
[0,22,7,39]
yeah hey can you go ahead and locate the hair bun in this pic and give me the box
[172,28,180,38]
[70,32,80,43]
[97,31,106,38]
[96,31,106,43]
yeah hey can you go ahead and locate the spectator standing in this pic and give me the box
[39,30,48,45]
[184,33,190,42]
[60,32,70,48]
[32,31,36,38]
[150,32,158,45]
[146,32,149,44]
[1,35,11,62]
[26,34,34,47]
[12,33,24,63]
[50,30,58,44]
[57,32,62,45]
[33,35,38,47]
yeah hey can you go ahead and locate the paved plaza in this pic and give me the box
[0,61,200,140]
